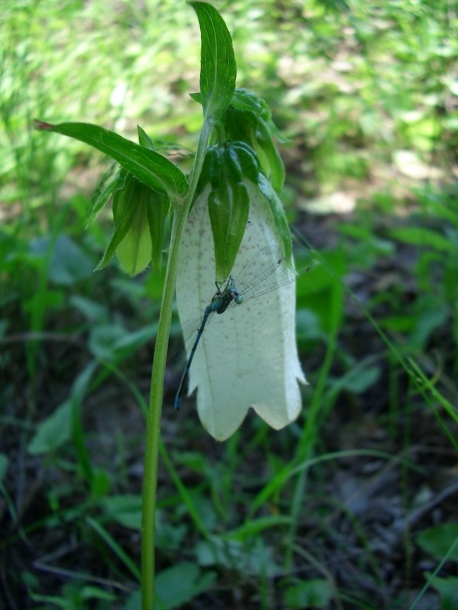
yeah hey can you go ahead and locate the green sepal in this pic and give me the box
[225,140,261,184]
[136,125,169,269]
[225,107,285,193]
[208,144,250,280]
[190,2,236,121]
[95,171,168,276]
[256,173,293,265]
[115,185,153,277]
[252,116,285,193]
[113,177,157,276]
[96,171,140,272]
[86,164,126,228]
[147,189,169,271]
[227,141,291,263]
[192,139,291,277]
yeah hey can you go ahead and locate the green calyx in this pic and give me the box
[192,88,286,194]
[96,169,169,276]
[91,127,170,277]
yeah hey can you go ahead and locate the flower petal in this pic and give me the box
[176,182,306,440]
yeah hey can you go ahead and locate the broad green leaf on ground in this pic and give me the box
[156,562,216,609]
[195,535,280,576]
[190,2,236,121]
[388,227,454,252]
[416,524,458,563]
[47,235,94,285]
[429,575,458,610]
[34,121,187,199]
[88,323,157,363]
[28,362,97,457]
[100,494,143,530]
[28,400,72,455]
[122,563,216,610]
[284,579,334,609]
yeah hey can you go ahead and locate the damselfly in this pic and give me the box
[175,244,312,409]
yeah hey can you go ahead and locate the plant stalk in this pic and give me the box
[140,118,214,610]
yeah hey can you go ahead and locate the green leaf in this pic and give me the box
[47,235,94,285]
[190,2,236,121]
[87,517,141,581]
[388,227,453,252]
[196,535,280,576]
[223,515,293,541]
[69,295,108,323]
[26,363,97,460]
[335,365,381,394]
[429,575,458,610]
[96,173,141,272]
[34,121,187,199]
[156,562,216,609]
[122,564,216,610]
[100,494,143,530]
[409,295,448,351]
[137,125,155,150]
[88,322,158,363]
[416,524,458,563]
[28,400,72,455]
[284,579,334,609]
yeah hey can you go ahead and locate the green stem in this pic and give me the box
[141,118,214,610]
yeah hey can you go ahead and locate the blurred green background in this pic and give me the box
[2,1,458,609]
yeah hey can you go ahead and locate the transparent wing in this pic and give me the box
[229,245,312,306]
[179,312,212,347]
[176,245,312,345]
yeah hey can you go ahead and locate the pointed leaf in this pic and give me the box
[28,400,72,455]
[35,121,187,199]
[137,125,155,150]
[190,2,236,121]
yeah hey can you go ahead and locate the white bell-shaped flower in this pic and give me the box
[176,182,307,440]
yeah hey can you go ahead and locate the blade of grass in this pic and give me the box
[87,516,141,582]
